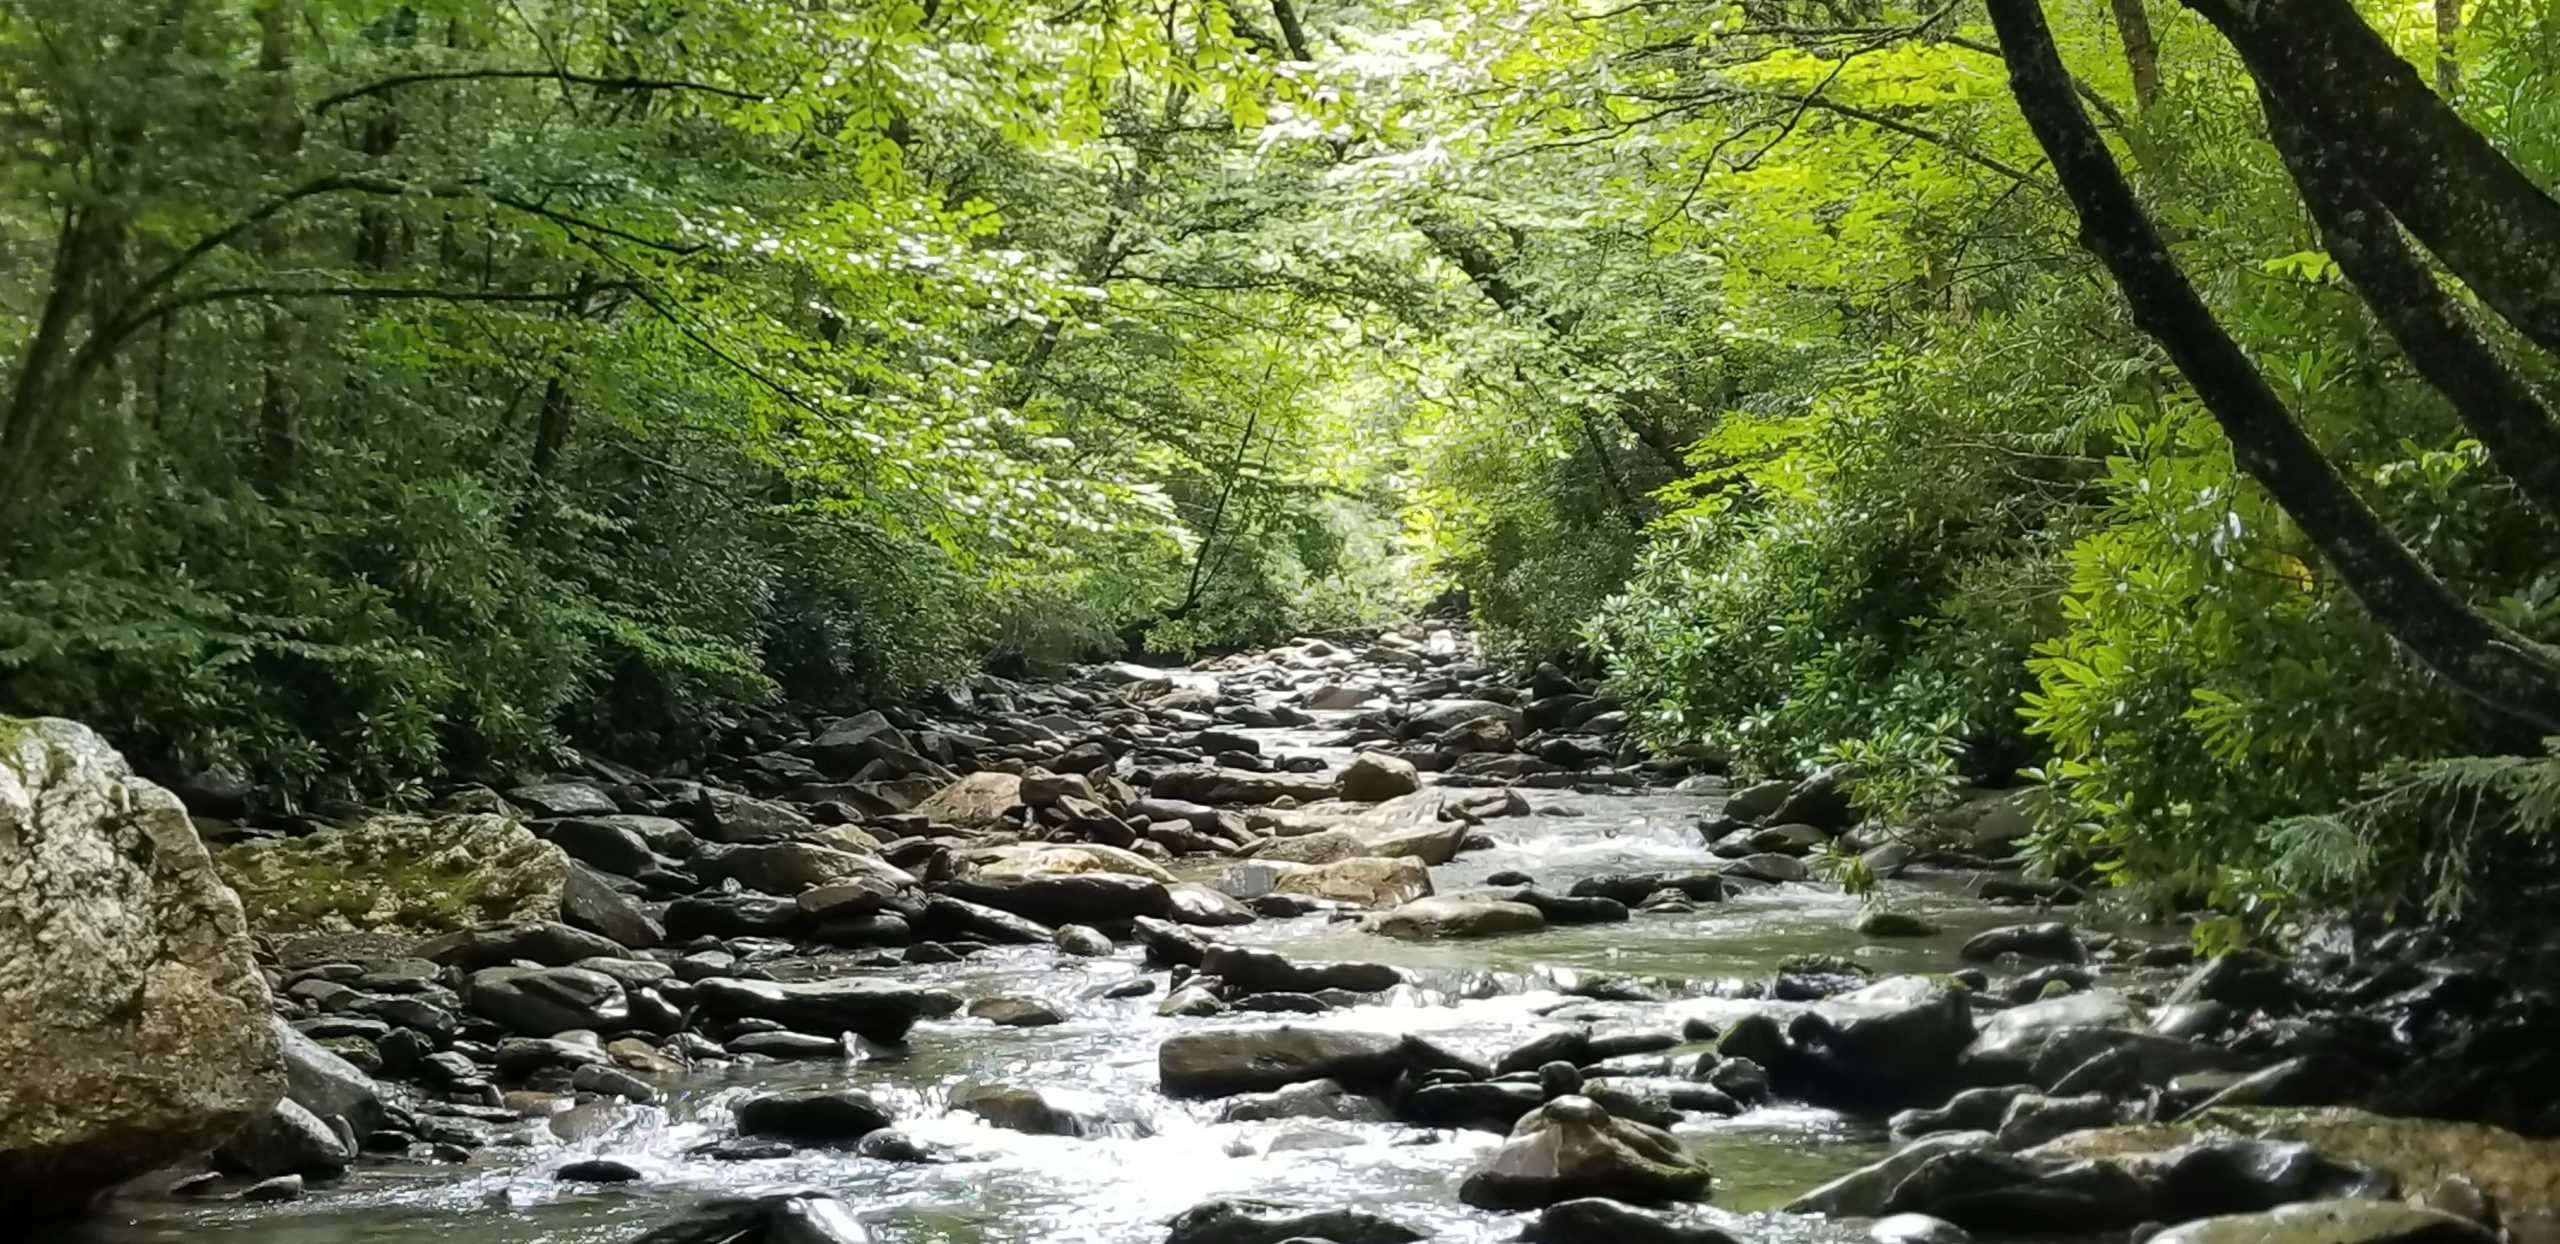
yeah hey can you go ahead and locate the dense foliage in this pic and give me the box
[11,0,2560,919]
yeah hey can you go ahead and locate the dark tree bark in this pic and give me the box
[2260,90,2560,526]
[1988,0,2560,732]
[1269,0,1313,61]
[2106,0,2162,110]
[2180,0,2560,360]
[255,1,300,487]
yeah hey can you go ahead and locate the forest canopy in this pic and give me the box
[8,0,2560,921]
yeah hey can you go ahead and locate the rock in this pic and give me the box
[571,1064,658,1103]
[1859,910,1941,938]
[1994,1092,2118,1149]
[272,1018,385,1133]
[1214,1079,1392,1124]
[626,1192,871,1244]
[733,1089,893,1145]
[559,864,666,949]
[696,789,817,844]
[1200,945,1400,994]
[1366,895,1546,940]
[1,718,284,1216]
[1769,770,1854,830]
[508,782,619,818]
[853,1129,952,1164]
[539,817,668,875]
[556,1157,645,1183]
[1457,1095,1714,1210]
[694,841,911,896]
[1159,1026,1443,1098]
[726,1031,840,1059]
[1055,924,1115,957]
[1959,922,2087,964]
[1150,766,1336,807]
[916,772,1023,828]
[1894,1086,2035,1139]
[2035,1108,2560,1215]
[917,895,1052,944]
[2144,1200,2495,1244]
[952,1084,1150,1138]
[1161,1199,1422,1244]
[1964,989,2145,1083]
[418,919,627,969]
[1786,975,1978,1107]
[1569,871,1731,905]
[1722,779,1794,822]
[1336,754,1422,802]
[1400,1081,1545,1131]
[665,892,804,939]
[1403,699,1524,738]
[1215,857,1433,909]
[1870,1213,1971,1244]
[1879,1149,2154,1234]
[692,977,954,1044]
[940,873,1175,925]
[969,997,1065,1028]
[974,842,1178,884]
[212,1097,350,1179]
[237,1173,304,1203]
[1789,1131,1999,1217]
[219,811,570,935]
[469,966,627,1036]
[1520,1199,1744,1244]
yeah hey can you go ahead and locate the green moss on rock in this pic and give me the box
[216,813,569,935]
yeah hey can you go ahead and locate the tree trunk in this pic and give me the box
[2260,89,2560,526]
[1990,0,2560,732]
[2106,0,2162,110]
[2180,0,2560,360]
[254,1,299,487]
[2436,0,2461,96]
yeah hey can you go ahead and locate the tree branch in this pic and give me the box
[314,69,768,114]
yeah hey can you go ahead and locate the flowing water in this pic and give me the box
[49,714,2165,1244]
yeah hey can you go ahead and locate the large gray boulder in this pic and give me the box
[1159,1026,1457,1098]
[2143,1200,2494,1244]
[1,718,284,1216]
[217,811,571,935]
[1457,1095,1715,1210]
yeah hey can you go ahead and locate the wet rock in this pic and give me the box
[1569,871,1731,905]
[1894,1086,2035,1138]
[1055,924,1115,957]
[1365,895,1546,941]
[2144,1199,2494,1244]
[1214,1079,1392,1124]
[1882,1149,2154,1234]
[854,1129,954,1164]
[237,1173,305,1202]
[571,1064,658,1103]
[625,1191,871,1244]
[952,1084,1151,1138]
[1959,922,2087,964]
[1457,1095,1714,1210]
[510,782,619,818]
[1150,766,1336,807]
[1400,1080,1545,1131]
[540,817,671,876]
[691,977,955,1044]
[1336,754,1422,802]
[212,1097,350,1179]
[468,966,628,1036]
[1403,699,1524,739]
[1784,975,1978,1108]
[1859,910,1942,938]
[1519,1199,1744,1244]
[557,1157,645,1183]
[273,1018,385,1134]
[1492,886,1629,925]
[1789,1131,2000,1217]
[1200,945,1400,994]
[1158,1026,1460,1098]
[940,873,1175,925]
[726,1031,841,1059]
[969,996,1066,1028]
[665,892,805,940]
[1167,884,1259,926]
[733,1089,893,1145]
[1161,1198,1423,1244]
[916,895,1052,944]
[1963,989,2145,1084]
[1769,771,1855,830]
[696,789,817,845]
[1994,1092,2119,1149]
[1215,857,1433,909]
[1870,1213,1971,1244]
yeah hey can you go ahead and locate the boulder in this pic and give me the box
[2142,1199,2494,1244]
[1214,1079,1393,1124]
[1786,975,1978,1107]
[1336,754,1422,802]
[1965,990,2146,1085]
[211,1097,348,1179]
[2034,1108,2560,1215]
[1366,896,1547,941]
[1789,1132,1999,1217]
[1403,699,1523,739]
[940,873,1176,925]
[692,977,955,1044]
[1457,1095,1715,1210]
[916,772,1023,828]
[1959,922,2087,964]
[218,811,569,935]
[1,718,283,1216]
[506,782,618,818]
[972,842,1177,884]
[271,1019,384,1134]
[1149,766,1336,807]
[693,841,912,896]
[1162,1199,1422,1244]
[417,919,626,969]
[952,1084,1150,1138]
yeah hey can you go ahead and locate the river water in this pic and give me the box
[52,716,2159,1244]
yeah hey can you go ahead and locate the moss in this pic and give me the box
[215,813,568,936]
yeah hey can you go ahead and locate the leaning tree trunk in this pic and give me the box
[2179,0,2560,361]
[2259,90,2560,527]
[1988,0,2560,733]
[2106,0,2162,110]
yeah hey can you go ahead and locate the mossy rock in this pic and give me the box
[217,813,569,936]
[2031,1107,2560,1212]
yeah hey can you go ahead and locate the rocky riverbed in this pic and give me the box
[10,621,2560,1244]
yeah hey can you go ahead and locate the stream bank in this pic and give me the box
[9,621,2556,1244]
